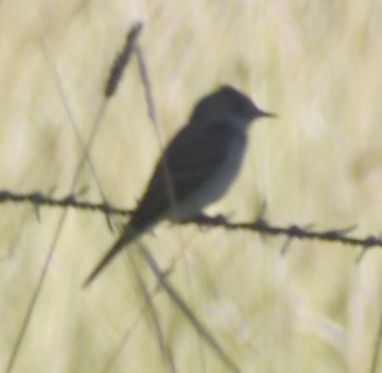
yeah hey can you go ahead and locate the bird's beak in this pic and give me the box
[257,109,276,118]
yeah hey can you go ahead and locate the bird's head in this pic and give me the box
[190,85,275,127]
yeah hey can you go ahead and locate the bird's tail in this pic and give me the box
[83,225,142,287]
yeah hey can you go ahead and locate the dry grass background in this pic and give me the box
[1,0,382,372]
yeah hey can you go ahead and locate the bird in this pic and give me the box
[84,85,274,286]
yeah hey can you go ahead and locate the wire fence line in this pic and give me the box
[1,189,381,254]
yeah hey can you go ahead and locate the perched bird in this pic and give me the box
[84,85,274,286]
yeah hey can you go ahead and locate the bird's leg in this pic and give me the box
[178,213,229,227]
[176,213,209,224]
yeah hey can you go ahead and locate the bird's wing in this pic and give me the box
[130,120,241,227]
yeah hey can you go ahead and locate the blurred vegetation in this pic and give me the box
[1,0,382,372]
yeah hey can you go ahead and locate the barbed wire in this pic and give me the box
[0,190,130,216]
[1,189,381,254]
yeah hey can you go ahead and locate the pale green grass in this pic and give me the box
[1,0,382,372]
